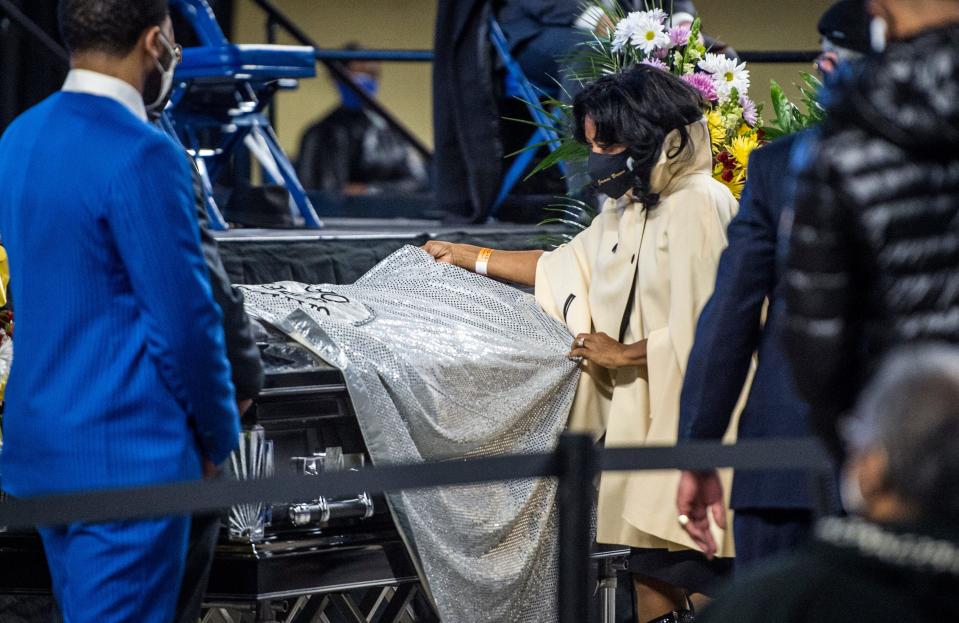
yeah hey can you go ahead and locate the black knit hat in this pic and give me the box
[817,0,872,55]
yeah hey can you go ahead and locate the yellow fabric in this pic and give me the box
[535,119,744,556]
[0,245,8,308]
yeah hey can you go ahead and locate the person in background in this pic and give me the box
[496,1,698,91]
[784,0,959,457]
[426,65,738,623]
[699,345,959,623]
[814,0,872,74]
[0,1,240,622]
[675,0,870,572]
[296,43,430,196]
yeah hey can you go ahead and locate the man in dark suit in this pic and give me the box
[675,134,815,572]
[674,1,871,572]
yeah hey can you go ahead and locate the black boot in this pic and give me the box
[646,609,695,623]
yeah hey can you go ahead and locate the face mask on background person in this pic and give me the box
[144,32,179,115]
[839,463,867,514]
[870,15,889,52]
[338,73,379,111]
[587,151,635,199]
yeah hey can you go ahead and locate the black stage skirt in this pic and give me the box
[628,548,732,595]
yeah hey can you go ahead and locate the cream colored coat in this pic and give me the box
[536,119,741,556]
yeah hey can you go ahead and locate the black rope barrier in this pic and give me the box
[0,436,833,623]
[0,437,832,531]
[0,452,559,531]
[603,438,832,473]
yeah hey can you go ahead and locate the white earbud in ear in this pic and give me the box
[870,16,888,53]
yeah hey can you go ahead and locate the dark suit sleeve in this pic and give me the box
[672,0,698,16]
[618,0,697,15]
[784,135,857,425]
[678,146,775,440]
[514,0,584,26]
[191,166,264,401]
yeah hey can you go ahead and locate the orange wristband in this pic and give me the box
[475,248,493,276]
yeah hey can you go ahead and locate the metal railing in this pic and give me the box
[252,0,433,163]
[299,48,820,66]
[0,0,69,64]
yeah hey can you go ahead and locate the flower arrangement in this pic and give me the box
[586,5,762,198]
[528,3,763,205]
[530,5,765,245]
[0,310,10,442]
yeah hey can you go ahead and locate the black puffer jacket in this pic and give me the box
[784,24,959,451]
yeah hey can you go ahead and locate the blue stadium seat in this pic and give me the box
[163,0,322,229]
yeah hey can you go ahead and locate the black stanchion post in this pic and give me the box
[557,433,597,623]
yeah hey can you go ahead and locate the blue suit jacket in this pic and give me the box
[679,134,815,510]
[0,92,239,497]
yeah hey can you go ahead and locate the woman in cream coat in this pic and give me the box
[424,65,740,623]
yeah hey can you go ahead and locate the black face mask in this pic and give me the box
[588,151,634,199]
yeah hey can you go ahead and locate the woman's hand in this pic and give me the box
[422,240,461,266]
[569,332,628,369]
[569,333,647,369]
[421,243,543,287]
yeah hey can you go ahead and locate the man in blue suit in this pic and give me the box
[673,0,872,573]
[0,1,239,621]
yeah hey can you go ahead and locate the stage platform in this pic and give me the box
[216,218,561,285]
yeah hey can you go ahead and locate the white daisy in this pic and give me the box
[612,11,670,54]
[646,8,668,25]
[696,52,726,75]
[697,52,751,100]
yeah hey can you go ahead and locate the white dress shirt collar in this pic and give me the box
[62,69,148,123]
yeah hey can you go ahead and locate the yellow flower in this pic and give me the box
[706,109,725,150]
[715,169,746,199]
[729,134,760,171]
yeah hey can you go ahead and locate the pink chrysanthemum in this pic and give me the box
[740,95,758,126]
[682,72,718,103]
[668,26,691,48]
[641,58,669,71]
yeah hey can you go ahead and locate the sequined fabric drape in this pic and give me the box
[240,246,580,622]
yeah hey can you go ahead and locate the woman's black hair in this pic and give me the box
[572,64,705,208]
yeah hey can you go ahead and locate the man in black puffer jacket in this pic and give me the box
[784,0,959,456]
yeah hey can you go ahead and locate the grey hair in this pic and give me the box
[844,344,959,521]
